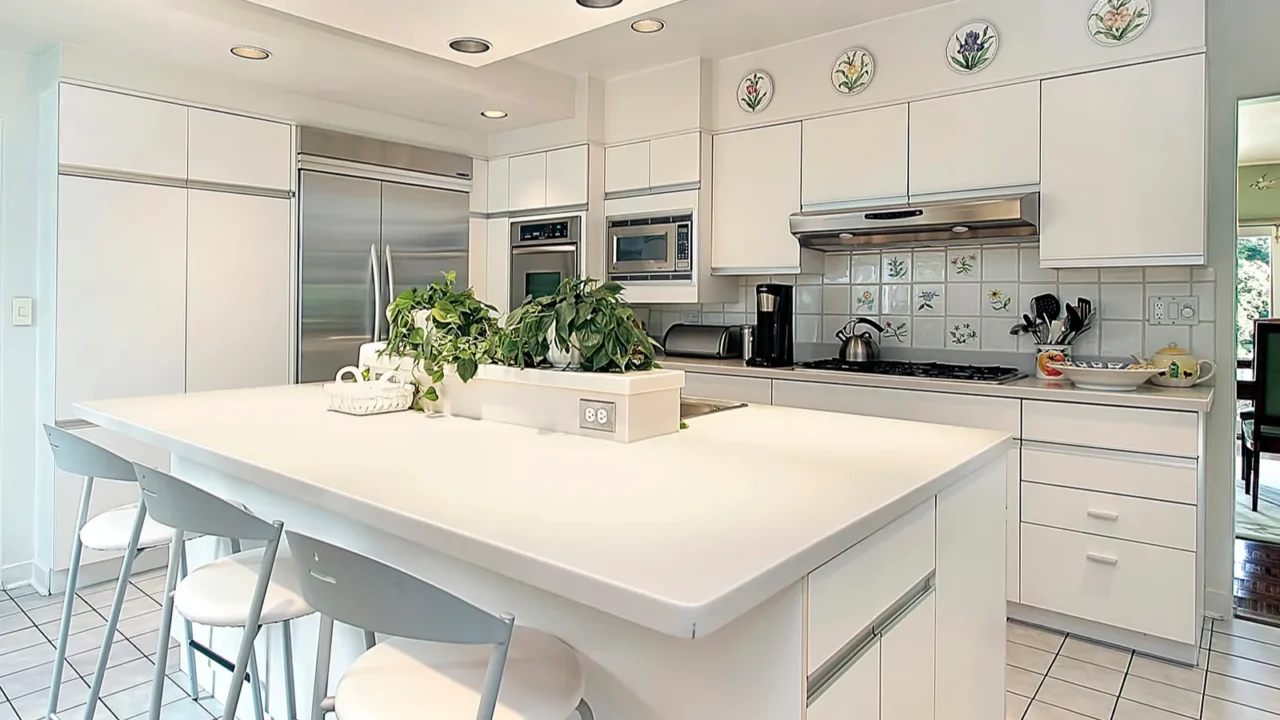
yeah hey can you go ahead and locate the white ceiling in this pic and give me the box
[1240,99,1280,166]
[242,0,690,68]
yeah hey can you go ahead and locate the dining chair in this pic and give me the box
[41,425,198,720]
[287,530,595,720]
[1243,319,1280,512]
[131,465,314,720]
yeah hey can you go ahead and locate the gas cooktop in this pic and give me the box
[793,359,1026,384]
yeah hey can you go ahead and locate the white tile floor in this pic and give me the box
[0,569,223,720]
[9,569,1280,720]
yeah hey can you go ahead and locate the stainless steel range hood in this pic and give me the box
[790,192,1040,251]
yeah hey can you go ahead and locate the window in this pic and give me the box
[1238,225,1276,361]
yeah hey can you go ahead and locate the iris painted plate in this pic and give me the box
[946,21,999,74]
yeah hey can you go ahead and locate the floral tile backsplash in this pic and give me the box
[638,242,1218,362]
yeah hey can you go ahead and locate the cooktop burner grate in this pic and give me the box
[794,359,1025,384]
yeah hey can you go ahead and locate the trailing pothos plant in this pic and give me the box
[499,277,659,372]
[381,271,501,405]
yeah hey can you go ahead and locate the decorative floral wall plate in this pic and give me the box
[1088,0,1152,46]
[737,71,773,114]
[947,21,999,74]
[831,48,875,96]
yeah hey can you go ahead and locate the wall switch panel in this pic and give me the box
[680,311,701,324]
[11,297,32,326]
[1148,296,1199,325]
[579,399,617,433]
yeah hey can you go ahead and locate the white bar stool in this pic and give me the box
[132,465,315,720]
[287,531,595,720]
[42,425,199,720]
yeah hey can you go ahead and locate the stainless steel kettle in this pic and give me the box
[836,318,884,362]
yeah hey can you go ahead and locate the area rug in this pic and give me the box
[1237,482,1280,545]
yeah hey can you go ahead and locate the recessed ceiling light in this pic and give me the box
[631,18,665,33]
[449,37,492,54]
[577,0,623,7]
[230,46,271,60]
[480,110,509,119]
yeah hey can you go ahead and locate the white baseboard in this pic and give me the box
[34,549,169,596]
[1008,601,1200,665]
[1,561,34,591]
[1204,587,1233,620]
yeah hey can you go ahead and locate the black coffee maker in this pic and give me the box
[747,283,793,368]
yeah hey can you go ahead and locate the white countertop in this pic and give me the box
[659,357,1214,413]
[78,384,1010,639]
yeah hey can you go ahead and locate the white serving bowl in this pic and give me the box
[1047,363,1160,392]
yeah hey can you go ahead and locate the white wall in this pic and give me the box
[713,0,1205,132]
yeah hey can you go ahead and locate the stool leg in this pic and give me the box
[282,620,299,720]
[84,501,148,720]
[47,476,95,719]
[178,543,199,699]
[248,641,267,720]
[575,699,595,720]
[311,616,334,720]
[221,530,282,720]
[147,530,184,720]
[362,630,376,650]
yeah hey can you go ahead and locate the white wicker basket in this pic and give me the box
[323,367,415,416]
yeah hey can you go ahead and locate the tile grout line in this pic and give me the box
[1024,633,1068,719]
[1200,619,1211,720]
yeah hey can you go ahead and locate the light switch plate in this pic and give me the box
[1148,296,1199,325]
[680,311,701,324]
[579,399,617,433]
[11,297,32,326]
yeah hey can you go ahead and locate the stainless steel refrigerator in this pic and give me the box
[297,128,472,383]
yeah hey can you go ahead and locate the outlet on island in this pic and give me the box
[579,399,617,433]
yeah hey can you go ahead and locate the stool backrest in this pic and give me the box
[132,464,280,542]
[1256,319,1280,427]
[43,424,137,482]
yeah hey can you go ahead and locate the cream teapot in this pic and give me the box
[1133,343,1216,388]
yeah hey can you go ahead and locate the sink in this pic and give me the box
[679,397,747,420]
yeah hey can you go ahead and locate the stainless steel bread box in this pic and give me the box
[662,324,744,359]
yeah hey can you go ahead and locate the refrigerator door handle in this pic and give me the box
[385,245,396,300]
[370,243,381,342]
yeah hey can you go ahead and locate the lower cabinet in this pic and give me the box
[681,373,771,405]
[809,639,880,720]
[882,592,936,720]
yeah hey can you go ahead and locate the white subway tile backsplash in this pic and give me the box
[947,283,982,316]
[723,284,748,313]
[883,252,912,282]
[853,286,878,315]
[914,251,947,282]
[914,317,945,349]
[982,318,1018,351]
[1058,285,1099,313]
[1101,321,1144,357]
[1143,324,1191,356]
[702,312,725,325]
[947,249,981,281]
[1191,322,1216,363]
[1020,246,1058,282]
[1145,283,1192,301]
[796,274,823,285]
[820,285,849,314]
[795,315,821,344]
[1145,266,1192,282]
[796,285,823,314]
[822,314,851,342]
[851,253,881,284]
[1058,269,1100,283]
[914,284,945,316]
[724,312,747,326]
[882,284,912,315]
[982,284,1017,317]
[1101,267,1145,282]
[1073,328,1101,356]
[1192,266,1216,282]
[946,318,981,349]
[982,247,1019,282]
[823,254,851,284]
[1193,282,1215,320]
[1100,284,1145,320]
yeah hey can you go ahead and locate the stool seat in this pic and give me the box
[335,628,585,720]
[175,547,312,627]
[80,504,174,551]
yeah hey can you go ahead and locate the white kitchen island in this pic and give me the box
[77,384,1011,720]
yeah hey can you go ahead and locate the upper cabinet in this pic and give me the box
[506,145,588,212]
[188,109,292,191]
[470,159,489,214]
[712,123,817,275]
[488,158,511,214]
[1039,56,1206,267]
[59,84,188,179]
[909,82,1041,197]
[802,105,908,207]
[605,132,701,195]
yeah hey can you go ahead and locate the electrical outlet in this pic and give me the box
[680,311,701,324]
[579,399,617,433]
[1148,296,1199,326]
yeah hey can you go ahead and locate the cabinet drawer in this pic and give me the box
[1023,483,1195,551]
[773,379,1020,436]
[808,638,879,720]
[1021,524,1196,644]
[681,372,771,405]
[808,499,934,671]
[1023,401,1198,457]
[1022,444,1197,504]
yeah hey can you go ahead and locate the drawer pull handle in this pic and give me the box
[1086,552,1119,566]
[1086,509,1120,521]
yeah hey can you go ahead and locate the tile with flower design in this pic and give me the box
[946,318,981,349]
[947,249,981,280]
[913,284,945,316]
[882,253,911,282]
[982,284,1016,316]
[880,316,911,345]
[852,285,878,314]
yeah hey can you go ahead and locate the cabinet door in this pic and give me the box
[649,133,701,188]
[485,218,511,312]
[186,191,292,392]
[546,145,589,207]
[882,592,936,720]
[55,177,187,419]
[711,123,804,273]
[470,159,489,214]
[488,158,511,213]
[468,217,489,300]
[59,84,188,179]
[605,142,650,193]
[1007,446,1020,603]
[508,153,548,211]
[803,105,908,206]
[809,639,880,720]
[1040,56,1205,267]
[188,108,292,190]
[909,82,1040,197]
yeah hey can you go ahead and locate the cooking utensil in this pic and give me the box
[1062,304,1083,344]
[1031,294,1061,324]
[837,317,885,362]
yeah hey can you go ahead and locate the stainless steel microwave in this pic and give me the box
[607,212,693,281]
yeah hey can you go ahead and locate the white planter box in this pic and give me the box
[358,343,684,442]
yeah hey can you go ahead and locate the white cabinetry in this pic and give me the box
[488,158,510,213]
[712,123,817,274]
[505,146,589,213]
[485,218,511,312]
[59,84,188,179]
[546,145,589,207]
[606,133,701,195]
[882,592,936,720]
[470,159,489,214]
[808,641,879,720]
[909,82,1040,197]
[186,191,292,392]
[1039,55,1206,267]
[55,176,187,419]
[187,109,292,190]
[803,105,908,207]
[508,153,548,211]
[605,142,649,193]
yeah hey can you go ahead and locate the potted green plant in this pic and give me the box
[499,277,659,372]
[381,271,502,406]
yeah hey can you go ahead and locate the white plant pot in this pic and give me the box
[546,328,581,369]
